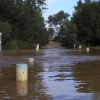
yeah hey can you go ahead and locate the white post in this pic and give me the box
[16,64,28,81]
[86,47,89,52]
[74,44,75,49]
[36,44,39,51]
[16,81,28,96]
[86,47,90,54]
[79,45,81,50]
[0,32,2,51]
[28,58,34,67]
[28,58,34,63]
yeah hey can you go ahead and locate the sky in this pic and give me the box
[43,0,79,20]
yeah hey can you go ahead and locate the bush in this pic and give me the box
[10,39,19,49]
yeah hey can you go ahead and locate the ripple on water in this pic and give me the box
[0,91,6,93]
[3,95,11,98]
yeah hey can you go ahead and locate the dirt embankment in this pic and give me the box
[41,39,64,49]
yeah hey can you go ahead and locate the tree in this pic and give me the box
[0,21,12,48]
[0,0,48,49]
[47,10,78,48]
[48,28,55,38]
[47,10,70,37]
[59,21,77,48]
[72,0,100,46]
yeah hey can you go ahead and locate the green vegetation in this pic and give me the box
[1,0,100,49]
[10,39,19,50]
[47,0,100,48]
[47,28,55,38]
[72,0,100,47]
[0,0,48,49]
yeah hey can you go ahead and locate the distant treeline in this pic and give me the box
[47,0,100,48]
[0,0,48,49]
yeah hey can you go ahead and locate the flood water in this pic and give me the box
[0,47,100,100]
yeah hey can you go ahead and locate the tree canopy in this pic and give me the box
[47,0,100,48]
[0,0,48,49]
[72,0,100,46]
[47,10,77,48]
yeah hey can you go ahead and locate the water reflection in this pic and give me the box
[28,58,34,67]
[16,81,28,96]
[87,50,89,55]
[1,48,100,100]
[0,67,3,78]
[73,61,100,99]
[0,64,52,100]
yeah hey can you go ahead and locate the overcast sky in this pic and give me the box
[43,0,80,20]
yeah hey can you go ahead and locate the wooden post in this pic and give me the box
[16,64,28,81]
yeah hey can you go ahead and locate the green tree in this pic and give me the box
[0,0,48,49]
[48,28,55,38]
[47,10,70,37]
[0,21,12,48]
[72,0,100,46]
[60,21,77,47]
[47,11,77,48]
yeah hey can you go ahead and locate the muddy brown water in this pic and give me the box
[1,42,100,100]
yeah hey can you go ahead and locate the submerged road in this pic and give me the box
[0,39,100,100]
